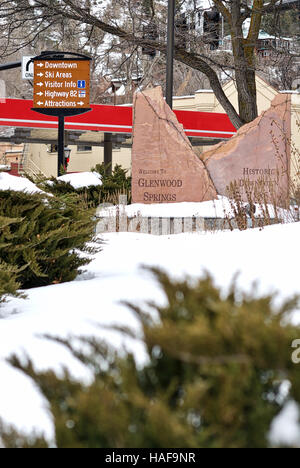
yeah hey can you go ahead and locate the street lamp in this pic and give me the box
[64,147,71,170]
[166,0,175,109]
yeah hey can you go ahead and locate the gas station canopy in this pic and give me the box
[0,98,237,147]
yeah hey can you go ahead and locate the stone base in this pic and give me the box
[96,214,281,236]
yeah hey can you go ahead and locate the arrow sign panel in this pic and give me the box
[33,59,90,111]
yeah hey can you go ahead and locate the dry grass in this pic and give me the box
[225,178,279,231]
[102,188,131,206]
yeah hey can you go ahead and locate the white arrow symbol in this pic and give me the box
[36,82,44,87]
[37,101,43,106]
[37,72,44,77]
[36,92,43,96]
[78,101,84,106]
[37,63,44,67]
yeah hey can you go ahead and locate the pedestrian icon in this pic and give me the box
[78,80,86,89]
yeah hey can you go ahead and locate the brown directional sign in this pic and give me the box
[33,59,90,110]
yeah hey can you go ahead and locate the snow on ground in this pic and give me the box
[55,171,102,189]
[269,401,300,447]
[0,173,44,194]
[100,197,234,218]
[0,223,300,444]
[99,196,295,221]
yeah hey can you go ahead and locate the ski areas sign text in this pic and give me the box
[33,59,90,111]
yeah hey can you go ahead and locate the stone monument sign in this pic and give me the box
[132,87,291,206]
[131,87,218,204]
[202,94,291,205]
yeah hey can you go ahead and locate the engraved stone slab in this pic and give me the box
[131,87,218,204]
[202,94,291,206]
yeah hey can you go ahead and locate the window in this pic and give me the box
[77,145,92,152]
[49,144,58,153]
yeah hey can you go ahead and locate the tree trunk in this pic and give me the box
[174,48,244,129]
[234,57,258,124]
[230,1,259,124]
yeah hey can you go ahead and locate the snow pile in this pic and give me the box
[99,196,293,220]
[0,172,44,195]
[55,171,102,189]
[269,401,300,447]
[0,223,300,442]
[100,197,233,218]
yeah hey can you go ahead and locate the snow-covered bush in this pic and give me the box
[1,269,300,448]
[42,165,131,207]
[0,189,98,290]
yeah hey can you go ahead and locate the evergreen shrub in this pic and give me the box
[42,164,131,207]
[0,190,98,290]
[1,269,300,448]
[0,261,22,304]
[0,215,25,303]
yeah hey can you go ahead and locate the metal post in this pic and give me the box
[0,61,21,71]
[57,114,65,176]
[166,0,175,109]
[104,133,112,175]
[221,15,224,50]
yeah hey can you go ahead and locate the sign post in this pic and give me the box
[166,0,175,109]
[30,51,92,176]
[58,115,66,177]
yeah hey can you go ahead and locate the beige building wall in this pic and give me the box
[28,144,57,177]
[173,90,217,112]
[172,95,203,111]
[213,75,279,115]
[28,143,132,178]
[0,143,23,165]
[173,76,279,115]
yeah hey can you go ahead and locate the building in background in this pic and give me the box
[0,143,23,166]
[27,142,132,178]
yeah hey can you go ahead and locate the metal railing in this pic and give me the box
[19,144,47,178]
